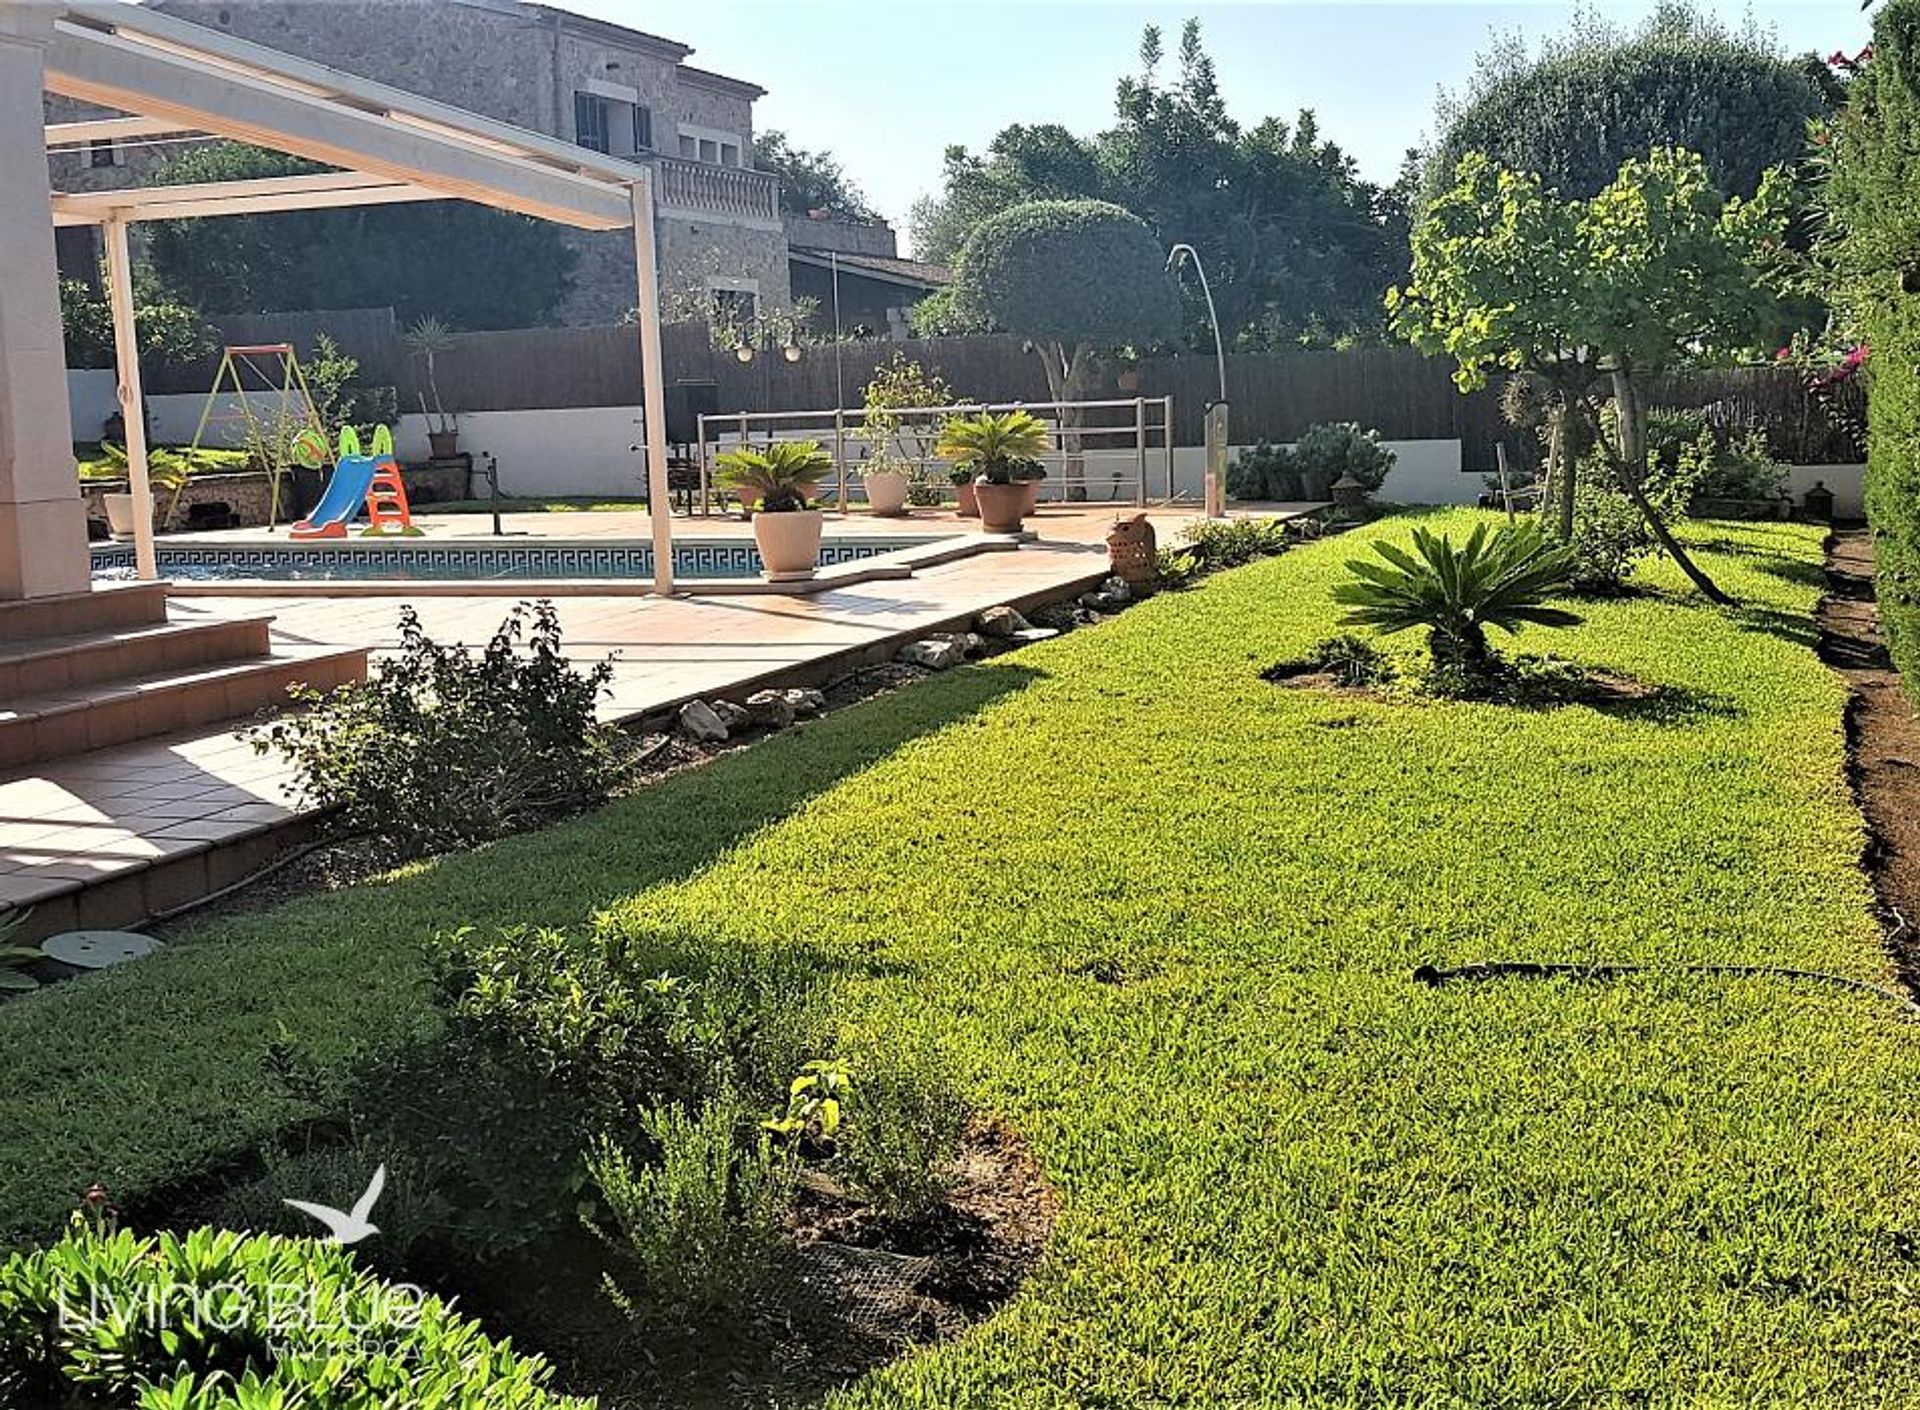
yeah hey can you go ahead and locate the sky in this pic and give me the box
[572,1,1871,255]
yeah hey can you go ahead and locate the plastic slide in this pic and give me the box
[289,427,377,539]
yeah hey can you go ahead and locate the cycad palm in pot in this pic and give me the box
[716,440,831,581]
[936,410,1050,532]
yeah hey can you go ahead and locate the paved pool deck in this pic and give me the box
[1,504,1319,935]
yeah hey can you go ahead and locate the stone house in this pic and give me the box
[47,0,794,326]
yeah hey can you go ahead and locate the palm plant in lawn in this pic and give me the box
[0,907,39,993]
[1333,521,1580,689]
[716,439,833,581]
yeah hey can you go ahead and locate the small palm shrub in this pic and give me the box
[0,907,38,994]
[254,602,617,857]
[716,439,831,512]
[936,409,1049,484]
[0,1220,588,1407]
[1332,521,1580,692]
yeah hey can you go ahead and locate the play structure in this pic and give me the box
[290,426,419,539]
[186,344,323,531]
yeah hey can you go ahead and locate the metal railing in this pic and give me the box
[652,155,779,223]
[694,397,1178,515]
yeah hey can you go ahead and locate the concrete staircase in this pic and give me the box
[0,584,366,770]
[0,583,368,936]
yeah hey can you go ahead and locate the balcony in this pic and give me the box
[650,155,779,227]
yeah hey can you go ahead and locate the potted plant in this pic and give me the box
[716,439,831,581]
[405,315,460,458]
[937,409,1050,533]
[949,465,979,518]
[1012,457,1048,518]
[862,453,911,516]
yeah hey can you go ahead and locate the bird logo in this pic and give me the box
[283,1164,386,1246]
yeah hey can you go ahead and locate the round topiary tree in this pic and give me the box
[1425,3,1832,204]
[951,199,1179,497]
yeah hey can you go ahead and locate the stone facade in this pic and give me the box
[48,0,791,325]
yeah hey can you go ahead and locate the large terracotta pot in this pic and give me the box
[954,481,979,518]
[1017,479,1042,518]
[428,430,460,459]
[752,507,824,581]
[865,468,909,517]
[974,480,1027,534]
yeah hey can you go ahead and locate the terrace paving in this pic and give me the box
[1,504,1318,936]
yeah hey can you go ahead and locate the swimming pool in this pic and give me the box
[90,536,960,583]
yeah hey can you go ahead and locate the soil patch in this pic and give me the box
[1818,528,1920,990]
[466,1122,1056,1409]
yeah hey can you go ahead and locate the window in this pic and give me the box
[89,140,119,169]
[698,138,718,164]
[719,142,739,168]
[679,134,697,159]
[573,92,610,153]
[631,104,653,152]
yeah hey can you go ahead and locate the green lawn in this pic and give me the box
[9,511,1920,1404]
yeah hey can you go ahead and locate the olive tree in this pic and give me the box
[951,200,1178,497]
[1389,148,1793,604]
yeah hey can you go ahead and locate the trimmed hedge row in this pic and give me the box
[1821,0,1920,693]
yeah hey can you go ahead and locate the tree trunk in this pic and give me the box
[1037,340,1092,501]
[1605,370,1730,606]
[1549,401,1574,540]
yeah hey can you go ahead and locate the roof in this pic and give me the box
[678,64,767,101]
[519,4,766,99]
[519,3,692,62]
[789,247,952,290]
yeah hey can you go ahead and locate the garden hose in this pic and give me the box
[1413,958,1920,1017]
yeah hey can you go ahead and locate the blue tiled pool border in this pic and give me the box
[91,536,956,583]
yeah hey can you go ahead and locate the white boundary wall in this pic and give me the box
[66,374,1868,512]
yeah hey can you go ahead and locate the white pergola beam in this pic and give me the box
[46,114,201,146]
[52,172,448,226]
[45,20,631,230]
[60,1,655,186]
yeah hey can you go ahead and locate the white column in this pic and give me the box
[102,215,157,582]
[0,7,89,599]
[629,175,674,596]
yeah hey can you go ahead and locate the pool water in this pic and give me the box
[90,536,956,583]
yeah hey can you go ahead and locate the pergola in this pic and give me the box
[2,0,679,597]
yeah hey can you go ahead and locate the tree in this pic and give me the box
[60,267,212,373]
[951,200,1179,497]
[1389,148,1795,604]
[753,130,874,219]
[1425,2,1832,205]
[143,143,576,329]
[909,21,1403,348]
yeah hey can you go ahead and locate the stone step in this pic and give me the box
[0,583,169,643]
[0,618,274,700]
[0,647,368,771]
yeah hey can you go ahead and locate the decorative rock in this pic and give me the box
[781,688,827,717]
[932,630,989,658]
[678,699,729,743]
[745,689,795,729]
[899,638,965,670]
[1011,627,1060,645]
[712,699,753,733]
[976,605,1033,639]
[1028,601,1081,632]
[1100,575,1133,603]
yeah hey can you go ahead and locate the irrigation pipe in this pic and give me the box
[1413,951,1920,1019]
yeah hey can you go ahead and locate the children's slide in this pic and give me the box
[288,455,377,538]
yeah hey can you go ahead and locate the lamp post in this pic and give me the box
[1166,243,1228,517]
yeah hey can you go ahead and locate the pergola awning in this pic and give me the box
[29,0,677,591]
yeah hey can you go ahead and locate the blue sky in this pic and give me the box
[581,2,1869,253]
